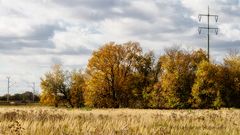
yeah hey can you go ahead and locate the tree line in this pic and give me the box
[40,42,240,109]
[0,91,39,103]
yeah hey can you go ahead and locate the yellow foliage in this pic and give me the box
[85,42,142,108]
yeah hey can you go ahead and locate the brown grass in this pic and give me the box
[0,107,239,135]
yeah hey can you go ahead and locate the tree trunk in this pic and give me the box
[54,102,58,107]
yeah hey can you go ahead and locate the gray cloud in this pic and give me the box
[58,46,92,55]
[0,24,64,52]
[0,39,54,50]
[51,57,62,65]
[54,0,124,8]
[28,24,65,40]
[213,40,240,51]
[216,0,239,5]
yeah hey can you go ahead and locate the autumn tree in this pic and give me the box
[154,48,207,109]
[191,61,223,108]
[70,70,85,108]
[40,42,239,109]
[85,42,142,108]
[145,83,167,109]
[40,89,55,105]
[40,64,73,107]
[221,51,240,107]
[128,51,160,108]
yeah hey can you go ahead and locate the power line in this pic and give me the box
[198,6,219,61]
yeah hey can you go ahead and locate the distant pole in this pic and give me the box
[207,6,210,60]
[198,6,219,61]
[32,82,35,102]
[6,77,16,102]
[7,77,10,102]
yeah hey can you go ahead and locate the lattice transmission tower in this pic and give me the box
[198,6,219,61]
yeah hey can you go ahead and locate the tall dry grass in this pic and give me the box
[0,107,239,135]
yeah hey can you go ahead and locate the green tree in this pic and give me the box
[191,61,223,108]
[153,48,207,109]
[129,51,160,108]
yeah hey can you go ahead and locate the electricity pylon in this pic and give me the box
[198,6,219,61]
[6,77,16,102]
[32,82,35,102]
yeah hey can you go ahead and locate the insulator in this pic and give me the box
[198,15,202,22]
[198,28,201,34]
[215,16,218,22]
[215,29,219,35]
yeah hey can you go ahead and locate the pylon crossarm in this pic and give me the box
[198,27,218,30]
[199,14,218,17]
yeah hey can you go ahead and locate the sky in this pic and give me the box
[0,0,239,95]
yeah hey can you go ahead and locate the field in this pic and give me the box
[0,107,239,135]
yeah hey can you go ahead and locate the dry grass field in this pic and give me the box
[0,107,239,135]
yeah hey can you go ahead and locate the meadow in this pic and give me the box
[0,107,239,135]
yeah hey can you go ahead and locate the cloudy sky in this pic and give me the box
[0,0,239,95]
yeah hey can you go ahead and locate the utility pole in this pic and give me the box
[198,6,219,61]
[32,82,35,102]
[6,77,16,102]
[7,77,10,102]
